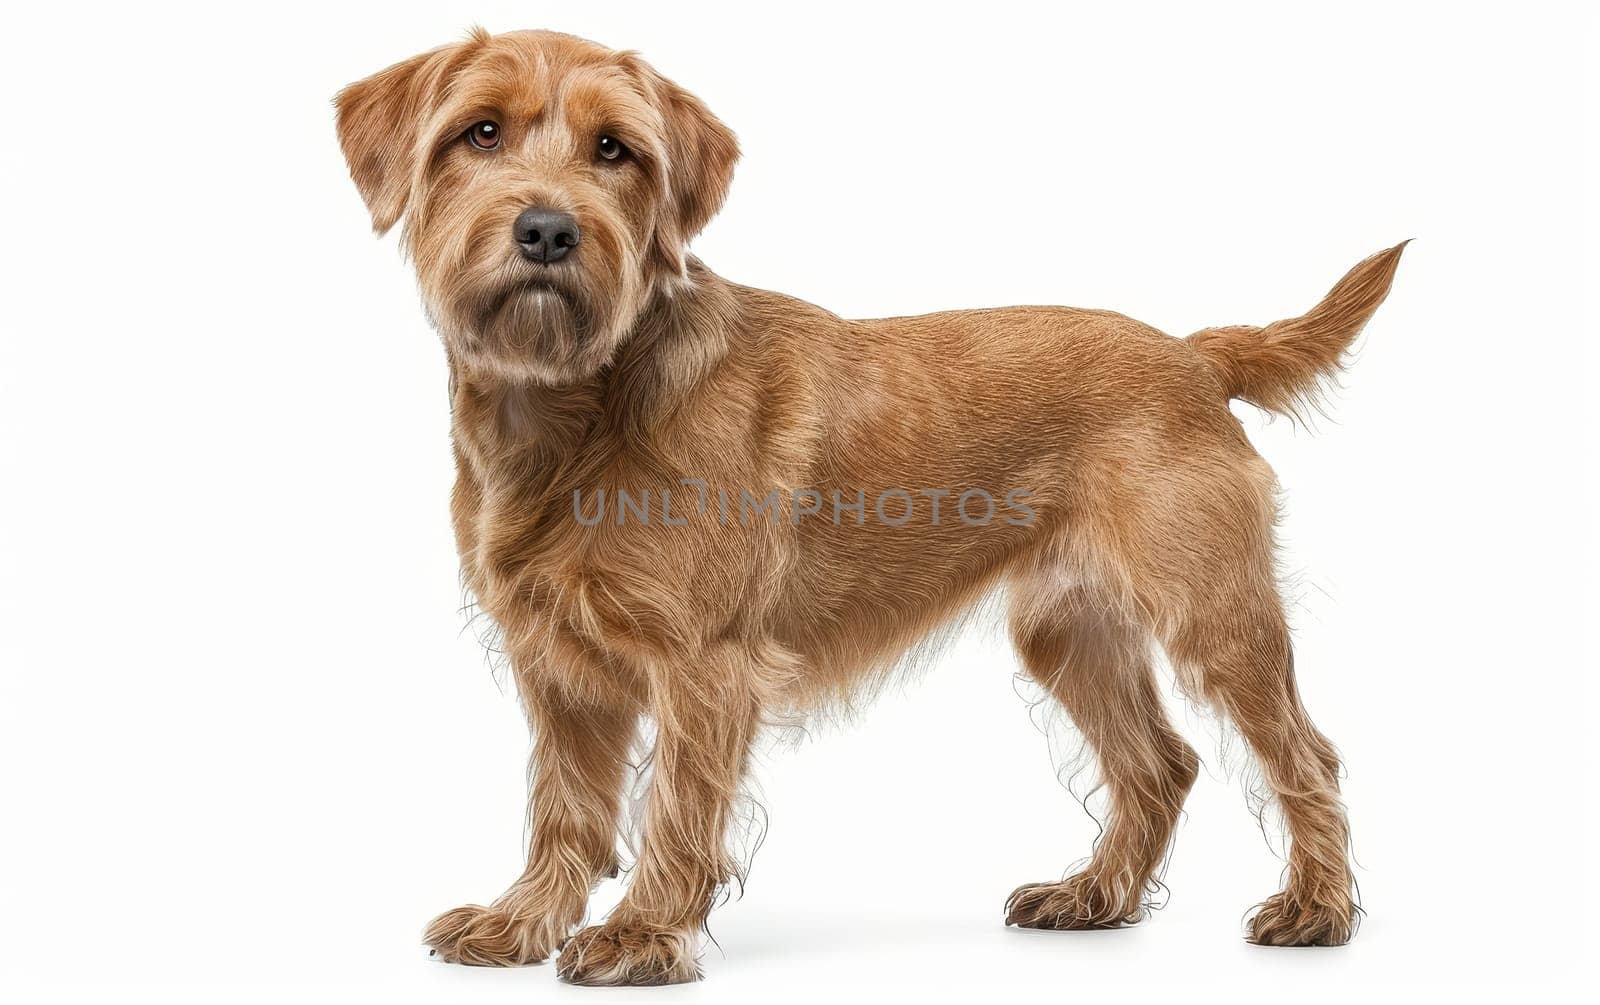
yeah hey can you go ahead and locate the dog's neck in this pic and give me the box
[448,258,738,464]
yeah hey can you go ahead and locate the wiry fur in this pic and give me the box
[335,28,1405,984]
[1189,243,1407,420]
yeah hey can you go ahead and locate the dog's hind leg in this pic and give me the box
[1163,575,1354,946]
[1005,581,1200,930]
[1124,451,1355,946]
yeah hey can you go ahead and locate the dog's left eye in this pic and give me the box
[467,121,501,150]
[597,135,626,161]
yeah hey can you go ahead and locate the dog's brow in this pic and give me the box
[558,69,658,135]
[447,44,556,124]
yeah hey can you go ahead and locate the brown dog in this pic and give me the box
[336,28,1403,985]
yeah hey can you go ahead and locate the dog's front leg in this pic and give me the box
[556,643,764,986]
[425,685,637,966]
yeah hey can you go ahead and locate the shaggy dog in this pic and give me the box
[335,28,1404,985]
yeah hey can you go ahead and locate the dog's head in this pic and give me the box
[336,29,738,385]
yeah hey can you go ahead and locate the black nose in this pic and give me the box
[513,207,580,263]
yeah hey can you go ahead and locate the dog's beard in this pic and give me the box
[494,281,585,358]
[444,269,639,386]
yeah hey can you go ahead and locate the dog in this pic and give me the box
[335,28,1404,986]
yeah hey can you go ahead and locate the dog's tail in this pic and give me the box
[1187,242,1407,417]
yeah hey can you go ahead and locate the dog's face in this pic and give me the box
[336,30,738,384]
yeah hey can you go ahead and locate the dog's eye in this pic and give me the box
[467,121,500,150]
[597,135,626,161]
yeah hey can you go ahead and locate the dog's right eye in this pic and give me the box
[466,121,501,150]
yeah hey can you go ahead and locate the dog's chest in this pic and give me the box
[454,457,699,696]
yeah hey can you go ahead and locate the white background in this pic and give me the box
[2,1,1596,1001]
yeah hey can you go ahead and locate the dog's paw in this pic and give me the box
[1247,890,1355,947]
[423,903,567,967]
[1004,874,1144,930]
[555,921,700,986]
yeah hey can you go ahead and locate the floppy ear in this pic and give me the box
[334,39,478,234]
[625,56,740,274]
